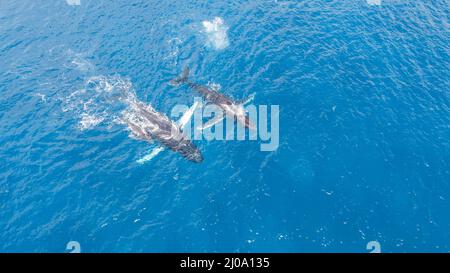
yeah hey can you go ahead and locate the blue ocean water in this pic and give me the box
[0,0,449,253]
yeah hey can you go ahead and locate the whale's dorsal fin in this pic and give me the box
[169,67,190,86]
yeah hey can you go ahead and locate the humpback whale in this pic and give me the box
[124,100,203,163]
[170,68,256,130]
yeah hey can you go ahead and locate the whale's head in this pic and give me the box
[188,149,204,163]
[177,142,204,163]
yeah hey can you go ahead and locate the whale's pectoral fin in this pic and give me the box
[137,146,165,164]
[237,93,256,106]
[177,101,200,130]
[197,115,225,130]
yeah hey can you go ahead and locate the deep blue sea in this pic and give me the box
[0,0,449,253]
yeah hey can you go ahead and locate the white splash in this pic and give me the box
[34,93,47,102]
[163,38,183,66]
[207,81,222,92]
[367,0,381,5]
[202,17,229,50]
[66,0,81,6]
[71,56,94,72]
[79,113,104,130]
[63,75,135,131]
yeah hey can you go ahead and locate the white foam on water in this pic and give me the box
[54,48,95,73]
[66,0,81,6]
[367,0,381,5]
[202,17,229,50]
[71,56,94,72]
[34,93,47,102]
[207,81,222,91]
[164,38,183,66]
[63,75,137,131]
[79,113,104,130]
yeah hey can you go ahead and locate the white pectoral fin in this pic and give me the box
[197,115,224,130]
[177,101,200,130]
[238,93,256,106]
[136,146,165,164]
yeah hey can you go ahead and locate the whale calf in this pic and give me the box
[170,68,256,130]
[124,100,203,163]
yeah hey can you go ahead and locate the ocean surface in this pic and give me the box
[0,0,449,253]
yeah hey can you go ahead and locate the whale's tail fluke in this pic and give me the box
[169,67,190,86]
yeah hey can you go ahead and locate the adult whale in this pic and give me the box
[170,68,256,130]
[124,100,203,163]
